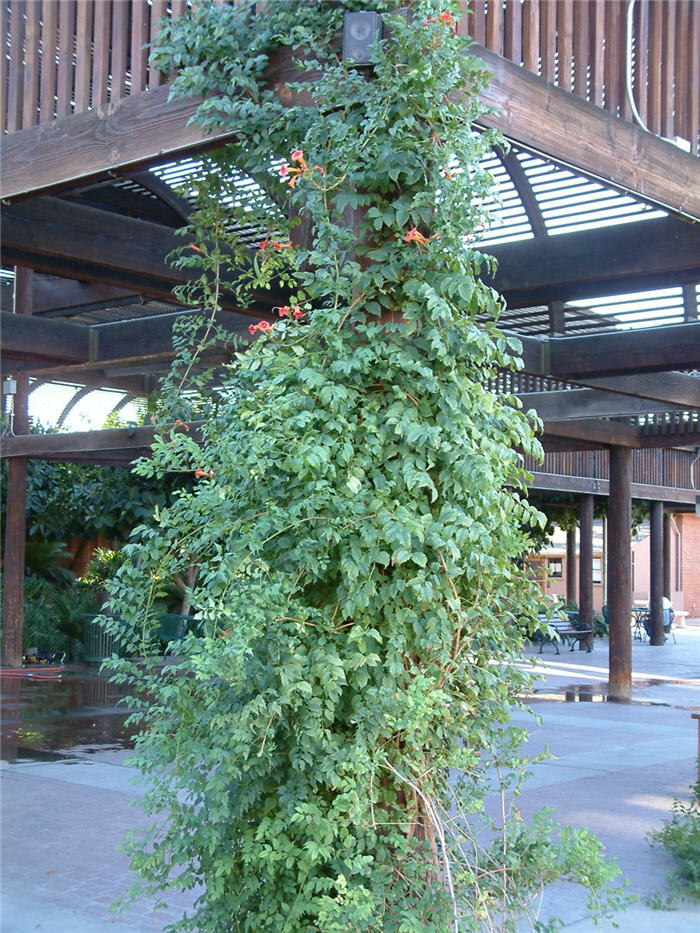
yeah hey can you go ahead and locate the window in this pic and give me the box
[592,557,602,585]
[548,558,563,578]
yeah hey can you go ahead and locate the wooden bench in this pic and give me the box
[537,617,593,655]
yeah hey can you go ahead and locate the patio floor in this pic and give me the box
[2,626,700,931]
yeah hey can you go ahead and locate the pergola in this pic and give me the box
[1,1,699,698]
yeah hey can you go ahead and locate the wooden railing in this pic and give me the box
[2,1,698,153]
[525,446,699,490]
[461,0,699,153]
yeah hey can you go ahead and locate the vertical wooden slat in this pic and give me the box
[7,0,25,132]
[110,0,129,101]
[522,0,540,73]
[573,0,589,99]
[148,0,167,88]
[647,0,663,135]
[689,0,700,154]
[504,0,522,63]
[168,0,188,82]
[557,0,574,91]
[604,0,621,116]
[170,1,188,21]
[472,0,486,45]
[22,0,40,128]
[92,0,110,108]
[39,0,58,123]
[540,0,557,82]
[486,0,504,56]
[589,0,605,106]
[457,0,473,39]
[56,0,76,118]
[673,1,687,144]
[74,0,93,112]
[660,0,675,137]
[130,0,149,94]
[1,0,10,133]
[635,0,649,127]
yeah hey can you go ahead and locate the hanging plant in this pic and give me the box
[104,3,629,930]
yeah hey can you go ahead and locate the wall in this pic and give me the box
[530,552,606,613]
[676,513,700,616]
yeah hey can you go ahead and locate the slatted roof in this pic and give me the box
[2,140,698,436]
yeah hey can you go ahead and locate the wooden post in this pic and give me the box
[2,267,31,668]
[566,525,577,605]
[579,495,594,634]
[649,499,665,645]
[663,510,673,599]
[608,446,632,700]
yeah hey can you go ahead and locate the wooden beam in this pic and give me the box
[488,216,700,308]
[1,197,280,309]
[2,197,198,301]
[517,322,700,379]
[579,373,700,409]
[540,418,700,451]
[542,418,642,448]
[1,308,254,370]
[0,47,319,202]
[28,277,142,317]
[0,422,202,462]
[0,358,152,396]
[473,47,700,221]
[549,322,700,378]
[519,388,692,421]
[1,312,90,363]
[0,424,162,458]
[4,421,698,470]
[529,471,698,505]
[8,200,697,332]
[2,42,698,220]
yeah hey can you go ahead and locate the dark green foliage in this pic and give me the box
[23,540,76,587]
[103,2,628,930]
[0,573,99,658]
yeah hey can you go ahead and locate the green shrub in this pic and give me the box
[648,781,700,904]
[21,575,99,659]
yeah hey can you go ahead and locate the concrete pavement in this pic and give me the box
[2,628,700,931]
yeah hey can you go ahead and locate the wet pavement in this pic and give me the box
[519,622,700,709]
[1,667,133,765]
[2,630,700,931]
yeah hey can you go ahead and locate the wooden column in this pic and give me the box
[608,446,632,700]
[663,511,673,599]
[649,499,665,645]
[1,267,31,667]
[579,496,593,632]
[566,525,577,605]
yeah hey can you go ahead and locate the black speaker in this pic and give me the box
[343,11,382,65]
